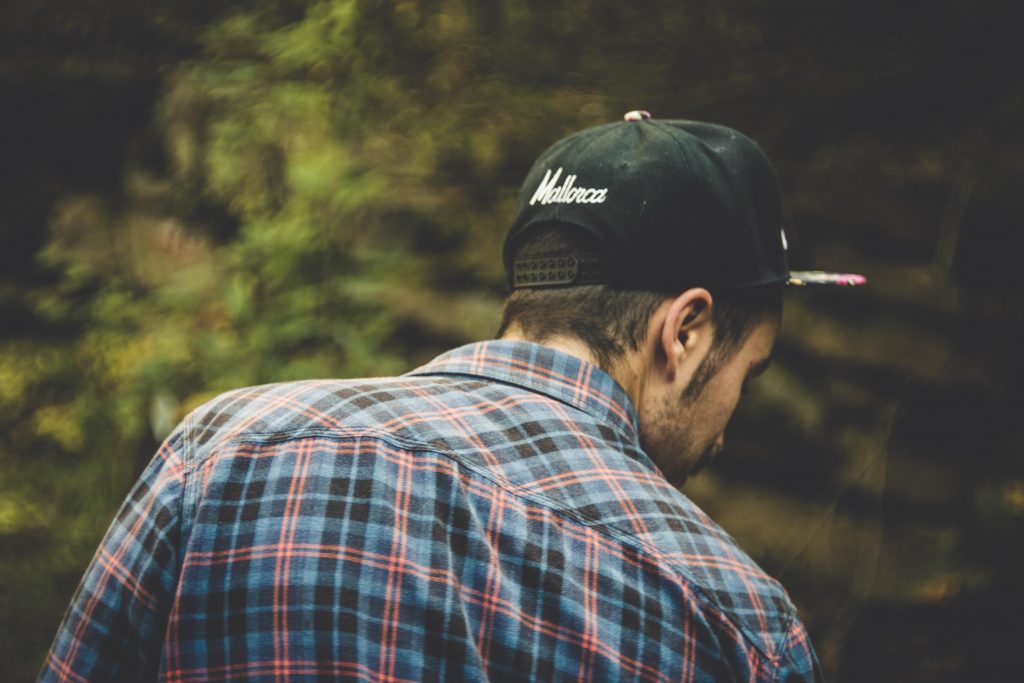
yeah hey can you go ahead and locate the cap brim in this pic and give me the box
[786,271,866,287]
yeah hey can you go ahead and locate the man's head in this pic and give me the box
[498,225,782,484]
[630,286,779,485]
[499,111,863,483]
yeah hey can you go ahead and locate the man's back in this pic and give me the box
[42,341,819,682]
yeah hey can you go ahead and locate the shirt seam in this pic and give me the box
[769,612,800,683]
[180,411,200,550]
[202,425,786,664]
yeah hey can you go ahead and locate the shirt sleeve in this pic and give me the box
[774,617,825,683]
[38,431,187,682]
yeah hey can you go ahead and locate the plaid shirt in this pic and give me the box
[41,340,821,682]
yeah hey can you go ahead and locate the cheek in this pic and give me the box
[726,383,745,413]
[709,377,745,430]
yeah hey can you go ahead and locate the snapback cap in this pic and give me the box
[504,110,865,292]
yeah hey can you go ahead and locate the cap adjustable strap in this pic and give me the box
[511,253,607,288]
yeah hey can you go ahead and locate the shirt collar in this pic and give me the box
[406,340,642,448]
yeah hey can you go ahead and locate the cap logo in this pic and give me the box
[529,168,608,206]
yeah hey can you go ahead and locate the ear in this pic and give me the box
[657,288,714,382]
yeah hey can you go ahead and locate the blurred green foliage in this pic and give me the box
[2,1,1023,681]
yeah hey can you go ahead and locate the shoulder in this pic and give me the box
[641,485,802,668]
[520,447,801,671]
[180,372,513,456]
[184,376,408,445]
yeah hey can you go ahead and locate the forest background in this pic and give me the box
[2,1,1022,681]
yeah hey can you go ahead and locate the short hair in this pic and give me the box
[498,227,782,371]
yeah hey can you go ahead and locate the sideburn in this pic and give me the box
[681,346,726,401]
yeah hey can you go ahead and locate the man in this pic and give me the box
[41,111,863,681]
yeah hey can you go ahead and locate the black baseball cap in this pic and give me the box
[504,110,865,292]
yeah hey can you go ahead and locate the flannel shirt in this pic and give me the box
[41,340,821,682]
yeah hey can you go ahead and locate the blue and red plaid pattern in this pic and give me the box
[41,340,821,682]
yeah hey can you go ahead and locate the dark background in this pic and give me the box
[2,1,1022,680]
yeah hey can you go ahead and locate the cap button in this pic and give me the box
[623,110,652,121]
